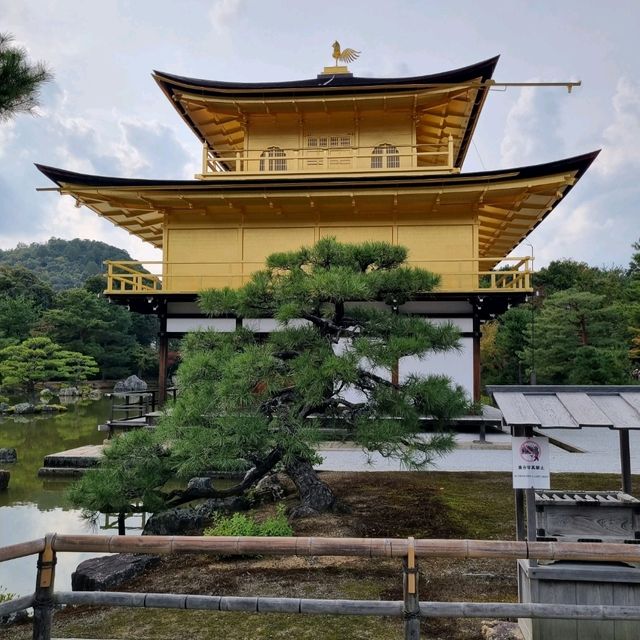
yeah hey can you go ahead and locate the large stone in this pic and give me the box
[143,497,249,535]
[253,473,286,503]
[12,403,35,414]
[0,448,17,463]
[58,387,79,397]
[0,471,9,490]
[114,375,148,393]
[88,389,102,400]
[72,553,160,592]
[0,403,8,413]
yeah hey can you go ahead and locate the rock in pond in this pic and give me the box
[0,470,9,490]
[12,403,35,414]
[72,553,160,591]
[114,375,148,393]
[58,387,79,397]
[0,448,17,463]
[0,403,8,413]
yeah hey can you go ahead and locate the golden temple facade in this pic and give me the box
[37,54,598,400]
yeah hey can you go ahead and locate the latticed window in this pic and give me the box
[307,135,352,148]
[259,147,287,171]
[371,143,400,169]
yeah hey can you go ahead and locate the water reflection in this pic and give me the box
[0,399,143,595]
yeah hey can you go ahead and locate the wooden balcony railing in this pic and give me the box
[199,137,455,177]
[2,534,640,640]
[105,256,532,295]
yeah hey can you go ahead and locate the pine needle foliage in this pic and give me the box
[70,239,469,518]
[0,33,52,121]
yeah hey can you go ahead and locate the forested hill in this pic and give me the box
[0,238,132,290]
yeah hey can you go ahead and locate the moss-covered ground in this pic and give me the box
[5,471,637,640]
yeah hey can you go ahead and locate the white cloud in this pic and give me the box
[519,199,616,268]
[500,85,565,167]
[209,0,242,35]
[0,120,16,158]
[597,77,640,176]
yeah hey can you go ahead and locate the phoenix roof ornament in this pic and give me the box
[332,41,360,65]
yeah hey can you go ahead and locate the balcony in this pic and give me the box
[105,256,532,295]
[198,138,456,178]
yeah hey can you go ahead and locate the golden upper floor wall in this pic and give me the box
[153,58,501,178]
[162,207,479,291]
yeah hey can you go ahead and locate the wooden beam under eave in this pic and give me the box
[116,217,164,229]
[479,218,533,231]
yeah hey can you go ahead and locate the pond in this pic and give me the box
[0,398,143,596]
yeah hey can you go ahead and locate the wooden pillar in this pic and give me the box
[403,537,420,640]
[157,309,168,404]
[33,533,56,640]
[472,310,481,403]
[620,429,632,494]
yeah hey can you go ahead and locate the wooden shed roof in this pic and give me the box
[488,386,640,430]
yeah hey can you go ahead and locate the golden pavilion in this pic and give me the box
[36,53,598,401]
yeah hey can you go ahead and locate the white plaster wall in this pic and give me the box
[242,318,311,332]
[166,318,236,332]
[428,317,473,332]
[399,336,474,399]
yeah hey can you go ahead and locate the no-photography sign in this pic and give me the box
[512,436,550,489]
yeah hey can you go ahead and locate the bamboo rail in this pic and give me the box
[52,592,640,621]
[3,533,640,639]
[50,534,640,563]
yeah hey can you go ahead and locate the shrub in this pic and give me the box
[0,586,14,603]
[204,504,293,537]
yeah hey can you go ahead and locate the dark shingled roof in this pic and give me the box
[35,150,599,191]
[152,56,500,97]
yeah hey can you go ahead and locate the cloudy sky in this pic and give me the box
[1,0,638,268]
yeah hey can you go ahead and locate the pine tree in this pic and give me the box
[0,33,51,121]
[70,239,469,521]
[0,336,98,400]
[528,289,630,384]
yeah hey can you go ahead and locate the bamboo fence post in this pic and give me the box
[403,536,420,640]
[32,533,56,640]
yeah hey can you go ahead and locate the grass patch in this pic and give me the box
[4,471,638,640]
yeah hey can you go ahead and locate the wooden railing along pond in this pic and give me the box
[2,534,640,640]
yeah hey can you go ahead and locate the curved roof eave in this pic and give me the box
[35,150,599,191]
[152,56,500,96]
[153,57,500,167]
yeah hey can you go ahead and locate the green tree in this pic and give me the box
[528,289,630,384]
[534,259,626,302]
[481,305,532,385]
[0,296,40,348]
[0,238,132,290]
[0,264,54,307]
[0,33,51,121]
[0,336,97,399]
[70,239,469,520]
[629,239,640,278]
[34,288,138,379]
